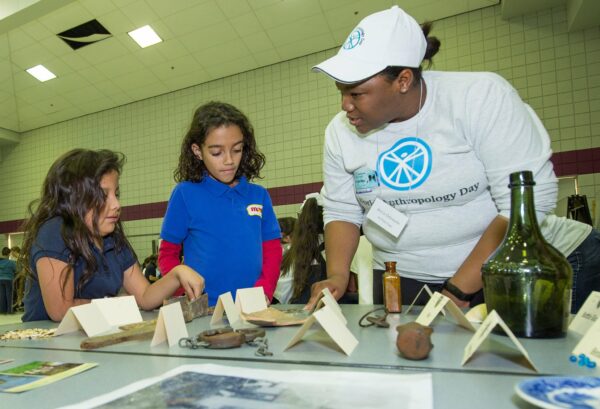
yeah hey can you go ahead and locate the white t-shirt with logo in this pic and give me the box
[321,71,558,282]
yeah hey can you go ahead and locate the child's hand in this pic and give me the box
[173,265,205,300]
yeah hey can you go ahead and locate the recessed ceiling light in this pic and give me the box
[26,65,56,82]
[128,25,162,48]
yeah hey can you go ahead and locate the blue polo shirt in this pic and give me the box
[23,217,137,322]
[160,176,280,305]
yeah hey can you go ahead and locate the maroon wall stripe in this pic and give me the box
[1,148,597,234]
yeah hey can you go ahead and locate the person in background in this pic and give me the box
[274,193,361,305]
[0,247,16,314]
[9,246,25,312]
[277,217,297,253]
[21,149,203,322]
[142,254,160,283]
[158,101,282,306]
[307,6,599,312]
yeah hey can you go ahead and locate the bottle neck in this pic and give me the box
[507,184,543,237]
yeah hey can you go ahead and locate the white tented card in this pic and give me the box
[415,292,449,326]
[462,310,538,372]
[572,317,600,362]
[405,285,433,315]
[210,292,241,327]
[284,304,358,356]
[151,302,188,347]
[314,288,346,323]
[443,298,475,332]
[55,303,112,337]
[569,291,600,336]
[91,296,142,327]
[235,287,267,314]
[366,198,408,238]
[415,292,473,330]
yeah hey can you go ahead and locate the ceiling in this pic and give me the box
[0,0,596,144]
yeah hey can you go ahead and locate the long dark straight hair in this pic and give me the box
[21,149,132,296]
[281,197,324,301]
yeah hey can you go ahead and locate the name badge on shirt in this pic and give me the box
[366,198,408,238]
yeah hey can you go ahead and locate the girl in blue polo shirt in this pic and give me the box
[158,101,282,306]
[21,149,204,322]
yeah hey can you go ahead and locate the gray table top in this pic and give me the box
[0,346,539,409]
[1,305,593,378]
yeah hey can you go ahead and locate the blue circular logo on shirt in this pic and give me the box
[377,137,432,190]
[343,28,364,50]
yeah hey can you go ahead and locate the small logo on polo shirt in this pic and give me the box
[247,204,263,217]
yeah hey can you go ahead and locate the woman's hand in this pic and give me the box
[305,275,347,310]
[172,265,205,300]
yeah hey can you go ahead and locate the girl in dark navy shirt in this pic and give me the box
[22,149,203,322]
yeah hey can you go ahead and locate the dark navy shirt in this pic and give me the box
[160,176,280,306]
[23,217,136,322]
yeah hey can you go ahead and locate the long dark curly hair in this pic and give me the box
[21,149,132,296]
[280,198,324,301]
[174,101,265,183]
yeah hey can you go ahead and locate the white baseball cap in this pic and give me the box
[312,6,427,84]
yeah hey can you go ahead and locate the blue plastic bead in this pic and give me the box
[579,353,586,358]
[588,361,597,369]
[570,355,577,362]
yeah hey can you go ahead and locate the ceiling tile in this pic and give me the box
[93,79,129,97]
[242,31,276,53]
[76,37,131,65]
[151,54,200,81]
[38,2,94,33]
[19,20,54,41]
[60,52,92,72]
[76,65,109,84]
[7,28,36,50]
[11,70,39,92]
[252,49,281,67]
[163,2,227,37]
[0,60,12,82]
[39,35,74,57]
[160,68,212,91]
[79,0,118,16]
[267,14,332,47]
[97,9,134,34]
[95,54,145,78]
[178,22,240,53]
[230,13,264,37]
[145,0,210,18]
[120,0,161,27]
[124,82,169,101]
[204,55,258,78]
[31,95,73,114]
[155,39,190,60]
[254,0,321,29]
[52,72,92,93]
[195,39,251,66]
[134,46,167,66]
[111,68,160,89]
[10,42,56,70]
[217,0,252,18]
[62,84,107,104]
[247,0,283,11]
[276,32,336,61]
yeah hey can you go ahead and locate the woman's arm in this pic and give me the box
[36,257,91,322]
[123,262,204,311]
[442,215,508,307]
[306,221,360,309]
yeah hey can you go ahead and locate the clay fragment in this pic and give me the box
[396,322,433,360]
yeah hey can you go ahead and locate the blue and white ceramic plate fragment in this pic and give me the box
[516,376,600,409]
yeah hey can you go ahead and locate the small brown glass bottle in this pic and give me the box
[383,261,402,313]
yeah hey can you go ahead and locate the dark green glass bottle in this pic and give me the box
[482,171,572,338]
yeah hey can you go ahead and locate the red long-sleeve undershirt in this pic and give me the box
[157,238,282,300]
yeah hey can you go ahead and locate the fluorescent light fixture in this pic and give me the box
[128,25,162,48]
[26,64,56,82]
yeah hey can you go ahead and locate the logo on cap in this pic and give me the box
[377,137,432,190]
[343,27,364,50]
